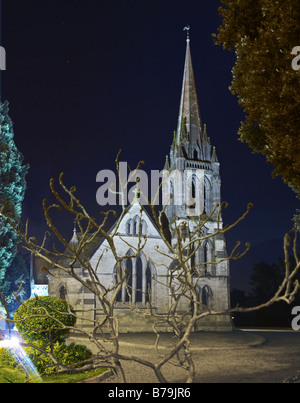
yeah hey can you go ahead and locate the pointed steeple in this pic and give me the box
[211,146,219,163]
[164,155,170,170]
[168,29,216,170]
[165,30,222,225]
[70,220,78,248]
[176,33,203,159]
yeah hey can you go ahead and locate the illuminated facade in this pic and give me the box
[46,36,231,332]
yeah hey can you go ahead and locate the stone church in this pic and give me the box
[34,35,232,332]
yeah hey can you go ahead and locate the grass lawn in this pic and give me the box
[0,366,107,383]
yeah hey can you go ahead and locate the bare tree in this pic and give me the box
[1,157,299,383]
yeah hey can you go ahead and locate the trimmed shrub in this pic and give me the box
[23,340,91,374]
[23,339,61,374]
[0,341,92,375]
[54,343,92,368]
[8,296,93,375]
[13,296,76,342]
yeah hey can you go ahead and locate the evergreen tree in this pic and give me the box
[2,251,31,316]
[214,0,300,196]
[0,100,29,290]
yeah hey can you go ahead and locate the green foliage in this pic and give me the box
[0,365,32,383]
[214,0,300,196]
[0,346,18,369]
[0,100,29,285]
[14,296,76,342]
[249,261,283,302]
[52,342,92,368]
[23,340,91,374]
[0,252,31,317]
[0,362,105,383]
[232,256,300,327]
[8,296,92,375]
[41,367,106,383]
[0,341,95,381]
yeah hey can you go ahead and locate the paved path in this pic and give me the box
[68,329,300,383]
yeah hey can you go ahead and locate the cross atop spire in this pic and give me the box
[183,25,190,41]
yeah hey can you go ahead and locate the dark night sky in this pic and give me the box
[1,0,299,292]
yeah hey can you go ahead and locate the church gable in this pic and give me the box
[89,201,171,273]
[116,202,162,239]
[87,202,173,315]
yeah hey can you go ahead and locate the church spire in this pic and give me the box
[165,30,221,225]
[176,29,203,159]
[70,220,78,248]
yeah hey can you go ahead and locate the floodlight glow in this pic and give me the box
[0,334,41,381]
[0,336,20,348]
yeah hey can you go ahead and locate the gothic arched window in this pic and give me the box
[59,285,67,300]
[115,253,154,306]
[141,220,147,236]
[191,175,196,200]
[170,180,174,204]
[204,241,208,266]
[125,217,147,236]
[203,240,213,269]
[135,254,143,302]
[202,285,213,308]
[203,176,212,215]
[203,184,206,214]
[124,258,132,302]
[202,240,216,275]
[126,219,133,235]
[186,175,197,211]
[133,218,137,236]
[145,262,152,304]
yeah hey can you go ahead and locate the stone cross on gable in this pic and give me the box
[132,186,141,203]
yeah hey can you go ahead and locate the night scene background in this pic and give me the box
[1,0,299,294]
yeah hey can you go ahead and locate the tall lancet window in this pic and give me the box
[203,185,206,214]
[202,285,213,308]
[202,240,213,272]
[115,257,132,302]
[135,254,143,303]
[188,174,196,210]
[59,285,67,300]
[125,217,147,236]
[170,180,174,204]
[145,262,152,304]
[114,252,154,306]
[124,258,132,302]
[191,175,196,200]
[133,219,137,236]
[202,240,216,276]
